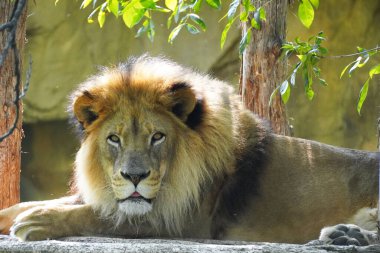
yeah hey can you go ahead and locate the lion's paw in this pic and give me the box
[319,224,378,246]
[0,210,14,234]
[0,203,29,234]
[10,206,66,241]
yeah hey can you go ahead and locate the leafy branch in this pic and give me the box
[220,0,266,55]
[270,0,378,114]
[59,0,268,53]
[339,46,380,114]
[64,0,212,43]
[270,31,328,105]
[63,0,377,114]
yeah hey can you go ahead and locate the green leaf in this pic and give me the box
[186,23,200,34]
[241,0,255,12]
[369,64,380,78]
[357,78,369,114]
[168,24,185,43]
[139,0,156,9]
[315,32,325,45]
[319,46,328,55]
[153,6,171,12]
[313,66,320,77]
[298,0,314,28]
[306,88,314,100]
[165,0,177,10]
[319,78,327,86]
[87,6,101,23]
[227,0,239,20]
[303,67,314,101]
[357,46,365,52]
[281,43,295,51]
[280,80,290,104]
[357,56,369,68]
[167,6,177,28]
[81,0,93,9]
[340,61,355,78]
[251,16,260,29]
[179,2,190,12]
[309,0,319,9]
[290,72,296,86]
[188,14,206,31]
[348,56,362,77]
[108,0,119,16]
[307,67,313,89]
[258,7,266,21]
[220,18,235,49]
[147,19,155,42]
[206,0,221,9]
[135,25,147,37]
[297,54,307,62]
[194,0,203,12]
[174,2,182,22]
[252,10,263,29]
[239,29,252,55]
[240,10,249,22]
[269,86,280,106]
[98,9,106,28]
[302,66,313,99]
[122,4,146,28]
[135,19,149,37]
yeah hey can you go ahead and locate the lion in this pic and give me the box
[0,55,379,245]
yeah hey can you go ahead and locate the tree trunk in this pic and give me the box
[240,0,289,135]
[377,117,380,232]
[0,0,27,210]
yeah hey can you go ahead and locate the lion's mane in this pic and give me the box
[69,55,267,234]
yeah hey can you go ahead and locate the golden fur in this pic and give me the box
[0,55,379,244]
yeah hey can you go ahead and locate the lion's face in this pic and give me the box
[97,107,177,216]
[70,57,205,218]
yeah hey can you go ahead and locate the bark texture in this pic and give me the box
[0,0,27,210]
[240,0,289,135]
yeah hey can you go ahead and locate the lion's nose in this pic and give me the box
[120,170,151,186]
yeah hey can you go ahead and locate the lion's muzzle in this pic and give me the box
[120,170,151,186]
[118,151,152,185]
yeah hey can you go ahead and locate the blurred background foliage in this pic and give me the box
[21,0,380,201]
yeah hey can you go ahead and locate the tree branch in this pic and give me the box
[330,46,380,58]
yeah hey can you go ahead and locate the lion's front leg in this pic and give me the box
[0,196,79,235]
[10,204,110,241]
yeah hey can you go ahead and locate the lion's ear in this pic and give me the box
[72,90,102,130]
[168,82,204,129]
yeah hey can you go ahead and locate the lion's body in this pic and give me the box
[0,56,379,243]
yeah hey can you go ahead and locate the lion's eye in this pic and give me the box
[107,134,120,146]
[151,132,165,145]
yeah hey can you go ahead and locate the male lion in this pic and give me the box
[0,55,379,245]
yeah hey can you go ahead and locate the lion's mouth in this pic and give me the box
[117,192,152,203]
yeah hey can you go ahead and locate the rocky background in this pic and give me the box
[20,1,380,200]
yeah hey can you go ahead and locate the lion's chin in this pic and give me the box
[117,198,153,216]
